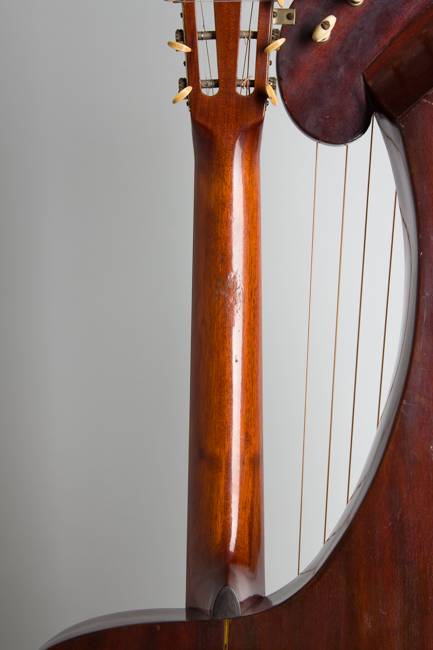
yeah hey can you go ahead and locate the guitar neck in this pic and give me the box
[187,114,265,617]
[183,1,273,617]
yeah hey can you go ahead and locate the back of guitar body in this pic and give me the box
[41,1,433,648]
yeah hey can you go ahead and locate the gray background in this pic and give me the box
[0,3,401,649]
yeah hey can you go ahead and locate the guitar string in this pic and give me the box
[376,190,398,427]
[298,141,319,576]
[240,3,254,94]
[199,0,214,95]
[324,144,349,544]
[245,3,254,95]
[347,119,375,504]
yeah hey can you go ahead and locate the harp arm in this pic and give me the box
[40,3,433,649]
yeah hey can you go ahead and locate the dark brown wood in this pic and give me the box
[39,610,224,650]
[226,6,433,646]
[365,3,433,121]
[277,0,433,145]
[40,2,433,648]
[183,0,272,616]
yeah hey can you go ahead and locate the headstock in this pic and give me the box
[166,1,296,133]
[164,0,299,618]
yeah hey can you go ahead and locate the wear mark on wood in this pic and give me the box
[215,270,243,326]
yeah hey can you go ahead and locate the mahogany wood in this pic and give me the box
[184,1,272,616]
[277,0,433,145]
[40,2,433,648]
[39,611,223,650]
[227,5,433,645]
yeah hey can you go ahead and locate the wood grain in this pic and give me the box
[277,0,433,144]
[40,2,433,648]
[227,5,433,646]
[183,0,272,616]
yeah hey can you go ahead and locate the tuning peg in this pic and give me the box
[167,40,191,53]
[312,16,337,43]
[266,83,278,107]
[172,86,192,104]
[264,38,286,54]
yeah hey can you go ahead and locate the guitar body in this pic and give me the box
[40,2,433,648]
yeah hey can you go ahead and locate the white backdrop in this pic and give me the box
[0,3,402,649]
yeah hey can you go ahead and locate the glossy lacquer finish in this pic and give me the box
[227,6,433,647]
[40,3,433,649]
[184,1,272,616]
[277,0,433,145]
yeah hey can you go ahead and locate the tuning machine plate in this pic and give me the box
[272,8,296,26]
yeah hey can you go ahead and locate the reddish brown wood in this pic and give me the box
[40,2,433,648]
[39,610,223,650]
[277,0,433,144]
[365,4,433,121]
[183,1,272,616]
[225,6,433,647]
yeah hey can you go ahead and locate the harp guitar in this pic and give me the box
[41,0,433,648]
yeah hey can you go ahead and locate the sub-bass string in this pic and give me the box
[323,144,349,544]
[298,142,319,575]
[376,190,398,427]
[347,119,375,503]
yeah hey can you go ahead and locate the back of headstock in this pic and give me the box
[167,0,278,620]
[38,1,433,648]
[169,1,277,134]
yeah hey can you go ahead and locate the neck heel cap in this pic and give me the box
[212,586,241,619]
